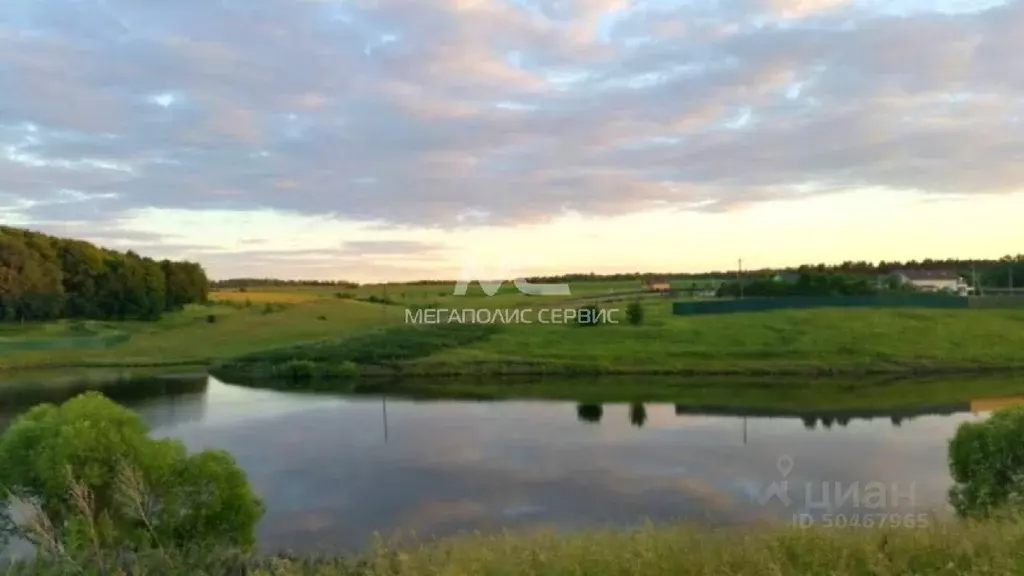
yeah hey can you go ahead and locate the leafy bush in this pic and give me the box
[626,300,645,325]
[277,359,318,381]
[0,393,264,556]
[206,314,217,323]
[261,302,287,315]
[949,405,1024,517]
[362,294,396,305]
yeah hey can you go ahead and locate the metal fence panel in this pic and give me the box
[672,296,971,316]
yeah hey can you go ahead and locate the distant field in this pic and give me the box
[0,299,401,370]
[210,290,327,303]
[210,277,722,304]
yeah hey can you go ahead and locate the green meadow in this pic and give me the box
[2,279,1023,381]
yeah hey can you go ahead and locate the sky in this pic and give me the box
[1,0,1023,282]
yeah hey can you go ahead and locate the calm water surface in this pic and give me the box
[0,375,1009,554]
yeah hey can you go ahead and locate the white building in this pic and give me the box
[891,270,969,295]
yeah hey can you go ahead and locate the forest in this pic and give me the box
[0,226,209,322]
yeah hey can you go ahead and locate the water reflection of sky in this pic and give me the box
[115,377,993,554]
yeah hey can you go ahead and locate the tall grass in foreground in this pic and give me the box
[7,516,1024,575]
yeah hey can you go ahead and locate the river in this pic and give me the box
[0,373,1008,554]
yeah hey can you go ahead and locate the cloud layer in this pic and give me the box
[2,0,1023,233]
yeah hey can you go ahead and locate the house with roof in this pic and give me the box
[889,269,969,295]
[771,271,801,283]
[642,276,672,292]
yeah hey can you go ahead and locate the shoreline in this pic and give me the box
[5,359,1024,377]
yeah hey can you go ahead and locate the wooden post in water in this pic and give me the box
[382,395,389,444]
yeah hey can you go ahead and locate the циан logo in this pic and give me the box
[757,455,795,507]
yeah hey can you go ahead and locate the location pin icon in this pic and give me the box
[777,455,794,478]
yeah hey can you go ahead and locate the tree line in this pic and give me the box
[210,278,359,289]
[516,256,1024,285]
[0,226,209,322]
[781,256,1023,288]
[208,255,1024,291]
[714,256,1024,297]
[716,271,887,298]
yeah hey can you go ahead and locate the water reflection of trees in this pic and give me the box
[0,375,209,432]
[675,403,967,430]
[800,415,893,430]
[797,414,922,430]
[573,403,647,426]
[577,404,603,423]
[630,403,647,428]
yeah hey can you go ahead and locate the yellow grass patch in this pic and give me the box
[209,290,324,304]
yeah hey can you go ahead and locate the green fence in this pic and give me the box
[672,296,970,316]
[968,296,1024,309]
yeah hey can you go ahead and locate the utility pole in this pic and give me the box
[738,258,744,299]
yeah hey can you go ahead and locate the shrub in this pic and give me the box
[68,321,94,335]
[626,300,645,325]
[317,315,328,321]
[333,361,360,378]
[949,405,1024,517]
[0,393,264,555]
[206,314,217,323]
[277,359,318,381]
[261,303,287,315]
[363,294,396,305]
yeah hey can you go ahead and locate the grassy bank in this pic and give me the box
[342,373,1024,410]
[214,305,1024,382]
[8,516,1024,575]
[4,288,1024,378]
[408,306,1024,376]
